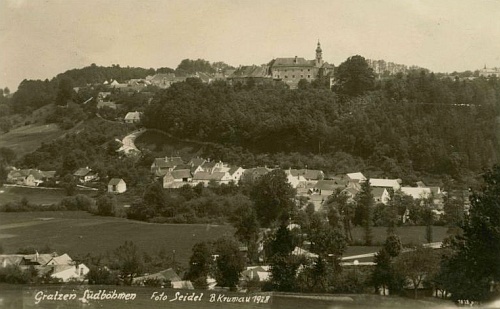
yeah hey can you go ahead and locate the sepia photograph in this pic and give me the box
[0,0,499,308]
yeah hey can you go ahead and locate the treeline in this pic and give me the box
[143,72,500,180]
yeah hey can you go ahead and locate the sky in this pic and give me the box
[1,0,500,91]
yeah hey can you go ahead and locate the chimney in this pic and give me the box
[294,56,298,63]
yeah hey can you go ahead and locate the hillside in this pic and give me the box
[0,123,65,157]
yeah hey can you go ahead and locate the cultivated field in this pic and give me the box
[0,211,234,267]
[0,186,98,205]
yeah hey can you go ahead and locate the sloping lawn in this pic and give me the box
[0,211,234,268]
[0,186,97,205]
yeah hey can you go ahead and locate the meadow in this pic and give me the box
[0,123,65,156]
[0,211,234,268]
[0,211,449,268]
[0,186,97,205]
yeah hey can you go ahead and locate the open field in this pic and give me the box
[0,211,234,268]
[0,186,98,205]
[350,225,448,246]
[0,211,449,267]
[0,123,65,156]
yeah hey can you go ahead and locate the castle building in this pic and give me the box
[479,65,500,77]
[268,41,334,89]
[228,42,334,89]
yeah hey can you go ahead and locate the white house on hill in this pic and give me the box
[108,178,127,193]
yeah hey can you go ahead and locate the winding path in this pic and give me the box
[118,128,146,156]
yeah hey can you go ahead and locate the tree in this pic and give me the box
[250,169,296,227]
[96,194,116,216]
[232,206,260,263]
[355,180,374,245]
[267,225,300,292]
[308,216,346,272]
[184,241,213,289]
[325,189,355,241]
[213,238,245,289]
[333,55,375,96]
[371,235,404,295]
[442,196,465,227]
[55,78,74,106]
[0,147,16,164]
[440,165,500,303]
[110,241,143,285]
[394,246,440,299]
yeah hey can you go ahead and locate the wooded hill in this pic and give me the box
[142,72,500,183]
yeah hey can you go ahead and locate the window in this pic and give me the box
[285,75,288,78]
[292,75,295,78]
[308,69,310,72]
[308,75,311,78]
[301,75,304,78]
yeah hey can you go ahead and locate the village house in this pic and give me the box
[151,156,184,176]
[73,167,98,183]
[7,168,56,187]
[241,167,273,182]
[227,166,245,183]
[0,252,89,282]
[400,187,432,200]
[192,171,226,186]
[124,111,142,124]
[133,268,193,289]
[373,187,391,205]
[227,65,273,86]
[108,178,127,193]
[163,169,193,188]
[369,178,402,190]
[146,73,188,89]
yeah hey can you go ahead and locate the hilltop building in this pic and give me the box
[229,41,334,89]
[479,66,500,77]
[269,41,334,89]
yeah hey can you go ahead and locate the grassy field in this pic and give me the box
[350,226,448,246]
[0,123,66,156]
[0,210,449,267]
[0,186,98,205]
[0,211,234,268]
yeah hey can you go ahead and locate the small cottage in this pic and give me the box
[108,178,127,193]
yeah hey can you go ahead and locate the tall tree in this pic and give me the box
[355,179,374,245]
[441,165,500,303]
[268,225,300,292]
[250,169,296,227]
[333,55,375,96]
[394,246,440,299]
[55,78,74,106]
[110,241,143,285]
[213,237,246,289]
[96,194,117,216]
[184,241,213,289]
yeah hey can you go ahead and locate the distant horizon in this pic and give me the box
[1,0,499,91]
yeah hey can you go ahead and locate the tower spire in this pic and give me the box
[315,40,323,66]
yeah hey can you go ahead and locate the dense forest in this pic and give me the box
[142,70,500,183]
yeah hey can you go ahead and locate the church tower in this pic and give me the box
[315,41,323,67]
